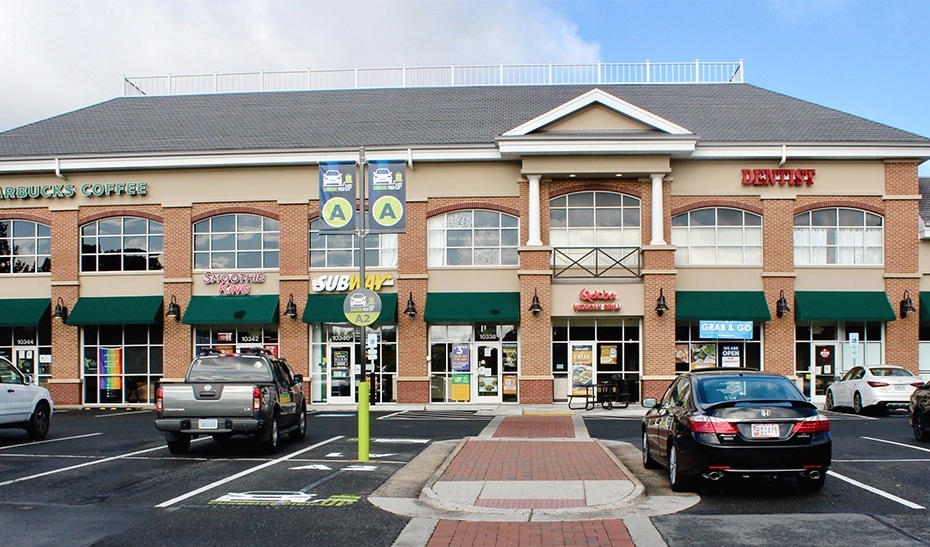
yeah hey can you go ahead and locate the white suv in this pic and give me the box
[0,357,53,440]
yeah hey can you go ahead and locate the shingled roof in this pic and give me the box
[0,83,928,158]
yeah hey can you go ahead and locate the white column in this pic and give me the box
[526,175,543,245]
[650,173,666,245]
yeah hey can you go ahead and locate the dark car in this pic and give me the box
[641,368,831,492]
[909,379,930,441]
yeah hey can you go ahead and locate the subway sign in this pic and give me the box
[0,182,148,200]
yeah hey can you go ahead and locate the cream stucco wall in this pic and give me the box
[543,104,652,132]
[674,268,765,291]
[794,268,886,291]
[427,269,520,293]
[550,280,644,316]
[670,160,885,196]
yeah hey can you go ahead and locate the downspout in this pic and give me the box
[55,158,68,180]
[778,145,787,167]
[407,148,414,170]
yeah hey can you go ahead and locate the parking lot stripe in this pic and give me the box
[0,433,101,451]
[828,470,925,509]
[155,435,343,508]
[861,436,930,454]
[0,441,177,487]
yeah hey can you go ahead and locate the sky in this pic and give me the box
[2,0,929,173]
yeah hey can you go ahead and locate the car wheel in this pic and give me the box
[642,431,659,469]
[167,435,191,454]
[668,442,689,492]
[26,401,51,441]
[289,405,307,441]
[915,417,927,442]
[797,472,827,493]
[825,391,835,412]
[263,413,280,453]
[853,392,864,415]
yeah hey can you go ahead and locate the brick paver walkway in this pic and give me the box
[427,519,636,546]
[492,415,575,438]
[441,440,629,481]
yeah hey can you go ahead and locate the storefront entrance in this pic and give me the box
[14,348,38,385]
[812,343,837,403]
[474,343,500,402]
[328,345,354,403]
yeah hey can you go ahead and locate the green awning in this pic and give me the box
[795,291,896,322]
[302,293,398,323]
[675,291,772,322]
[921,292,930,322]
[66,296,163,326]
[182,295,279,325]
[0,298,50,327]
[423,292,521,323]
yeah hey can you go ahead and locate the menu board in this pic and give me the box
[570,344,593,396]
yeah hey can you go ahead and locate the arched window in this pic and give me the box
[309,218,398,268]
[193,213,279,270]
[0,220,51,274]
[549,191,641,269]
[793,208,883,265]
[671,207,762,265]
[81,217,163,272]
[427,210,519,266]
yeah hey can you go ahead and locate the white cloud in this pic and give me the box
[0,0,600,131]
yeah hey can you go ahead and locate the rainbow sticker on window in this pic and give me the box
[98,347,123,390]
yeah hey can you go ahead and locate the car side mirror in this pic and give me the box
[23,374,33,385]
[292,374,304,385]
[833,376,840,382]
[641,397,658,408]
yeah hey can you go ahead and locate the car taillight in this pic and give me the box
[155,386,163,412]
[253,386,262,412]
[792,414,830,433]
[867,381,889,388]
[689,415,738,434]
[911,382,925,388]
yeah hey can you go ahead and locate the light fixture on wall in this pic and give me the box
[52,297,68,322]
[404,292,418,318]
[655,288,669,317]
[284,294,298,321]
[529,289,542,317]
[776,290,791,318]
[165,295,181,322]
[900,290,916,318]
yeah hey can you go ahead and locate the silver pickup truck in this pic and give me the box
[155,349,306,454]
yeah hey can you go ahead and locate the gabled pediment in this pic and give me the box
[503,88,693,137]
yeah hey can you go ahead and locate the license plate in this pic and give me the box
[198,419,218,430]
[751,423,780,438]
[895,385,907,391]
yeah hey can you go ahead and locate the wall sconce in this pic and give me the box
[165,295,182,322]
[900,290,916,318]
[776,290,791,318]
[529,289,543,317]
[404,292,418,318]
[52,296,68,322]
[283,294,298,321]
[655,288,669,317]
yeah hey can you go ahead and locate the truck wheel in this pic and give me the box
[289,405,307,441]
[26,401,51,441]
[263,413,280,453]
[167,435,191,454]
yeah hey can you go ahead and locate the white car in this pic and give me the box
[0,356,53,440]
[321,169,343,187]
[826,365,923,415]
[371,167,392,184]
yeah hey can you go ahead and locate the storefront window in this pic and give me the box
[0,324,52,385]
[309,323,398,404]
[309,218,398,268]
[81,324,163,405]
[793,208,883,265]
[0,220,51,274]
[194,326,279,357]
[81,216,163,272]
[552,318,641,401]
[429,324,517,402]
[671,207,762,265]
[674,321,762,372]
[427,210,519,267]
[795,321,884,397]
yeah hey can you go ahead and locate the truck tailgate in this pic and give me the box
[160,384,258,417]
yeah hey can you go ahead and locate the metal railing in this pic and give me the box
[552,247,642,279]
[123,60,744,96]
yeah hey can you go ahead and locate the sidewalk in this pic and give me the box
[370,405,698,546]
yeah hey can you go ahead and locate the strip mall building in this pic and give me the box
[1,63,930,407]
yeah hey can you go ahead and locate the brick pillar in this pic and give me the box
[641,175,676,401]
[397,201,429,403]
[761,196,797,377]
[278,203,310,379]
[163,206,193,380]
[518,248,552,403]
[50,209,81,405]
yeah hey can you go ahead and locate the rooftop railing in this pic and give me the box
[123,60,744,96]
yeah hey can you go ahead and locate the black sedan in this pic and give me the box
[910,379,930,441]
[641,368,831,492]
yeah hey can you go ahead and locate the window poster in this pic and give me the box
[98,347,123,390]
[570,344,593,396]
[451,343,470,372]
[451,373,470,401]
[502,343,517,372]
[600,345,618,365]
[720,344,741,367]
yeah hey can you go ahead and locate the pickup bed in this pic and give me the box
[155,350,306,454]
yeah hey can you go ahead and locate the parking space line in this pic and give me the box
[862,436,930,454]
[0,433,101,451]
[155,435,343,508]
[377,410,408,420]
[828,470,925,509]
[0,439,195,487]
[94,410,153,417]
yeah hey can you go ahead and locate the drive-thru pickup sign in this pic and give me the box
[343,288,381,326]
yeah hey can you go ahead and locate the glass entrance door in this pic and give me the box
[474,343,500,402]
[813,343,837,402]
[14,348,37,385]
[329,345,354,403]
